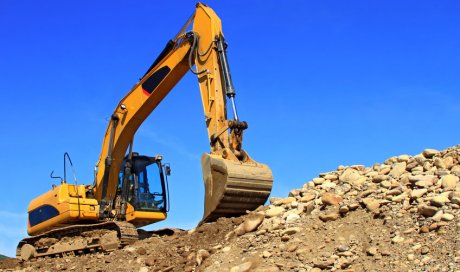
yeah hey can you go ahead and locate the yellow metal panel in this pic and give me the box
[126,210,167,228]
[27,184,100,235]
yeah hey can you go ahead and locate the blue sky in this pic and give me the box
[0,0,459,257]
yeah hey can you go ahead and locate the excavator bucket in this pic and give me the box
[200,153,273,223]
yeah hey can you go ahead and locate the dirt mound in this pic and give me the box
[2,146,460,271]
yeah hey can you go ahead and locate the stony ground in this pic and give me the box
[2,146,460,272]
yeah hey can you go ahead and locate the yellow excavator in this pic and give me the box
[17,3,273,260]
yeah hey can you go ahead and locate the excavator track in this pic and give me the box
[16,221,138,261]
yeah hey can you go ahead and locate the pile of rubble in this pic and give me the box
[204,146,460,271]
[2,146,459,271]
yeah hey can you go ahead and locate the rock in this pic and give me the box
[444,156,455,169]
[452,164,460,172]
[139,267,149,272]
[313,259,334,269]
[391,235,404,243]
[366,247,378,256]
[407,254,415,261]
[421,256,431,264]
[339,168,362,183]
[235,224,246,236]
[289,189,301,197]
[420,246,430,255]
[144,256,156,266]
[262,251,271,258]
[302,201,315,215]
[422,149,439,158]
[339,259,353,269]
[366,171,379,180]
[380,248,391,256]
[349,203,360,210]
[337,245,349,252]
[321,192,343,206]
[379,167,391,175]
[313,177,325,185]
[286,243,298,252]
[441,174,459,189]
[391,193,407,203]
[423,161,433,171]
[222,246,231,252]
[389,162,406,178]
[441,213,454,221]
[432,210,444,221]
[335,183,352,195]
[412,244,422,250]
[429,223,441,231]
[398,155,411,162]
[265,207,284,218]
[136,247,147,255]
[196,249,210,265]
[323,174,338,181]
[385,156,398,165]
[418,204,438,217]
[290,201,298,208]
[434,157,446,169]
[351,164,366,170]
[420,226,430,233]
[243,213,265,233]
[406,161,419,170]
[319,210,340,222]
[300,193,316,203]
[124,246,136,253]
[230,261,254,272]
[360,189,375,198]
[362,198,380,213]
[372,175,389,183]
[281,227,301,236]
[225,229,236,240]
[285,213,300,223]
[435,169,450,176]
[411,175,437,188]
[386,189,402,196]
[321,181,337,189]
[418,205,438,217]
[380,180,392,188]
[451,197,460,205]
[19,243,36,261]
[410,188,428,199]
[339,205,349,214]
[430,195,450,207]
[273,197,296,206]
[254,267,279,272]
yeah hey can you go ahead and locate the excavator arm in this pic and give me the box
[93,3,273,223]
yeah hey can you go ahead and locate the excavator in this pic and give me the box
[17,3,273,260]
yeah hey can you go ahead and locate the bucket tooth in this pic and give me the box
[201,153,273,223]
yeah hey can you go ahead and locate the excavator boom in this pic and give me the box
[93,3,273,223]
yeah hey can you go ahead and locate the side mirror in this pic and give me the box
[165,165,171,176]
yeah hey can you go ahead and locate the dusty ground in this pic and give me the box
[2,146,460,272]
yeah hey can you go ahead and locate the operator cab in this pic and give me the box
[119,153,170,212]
